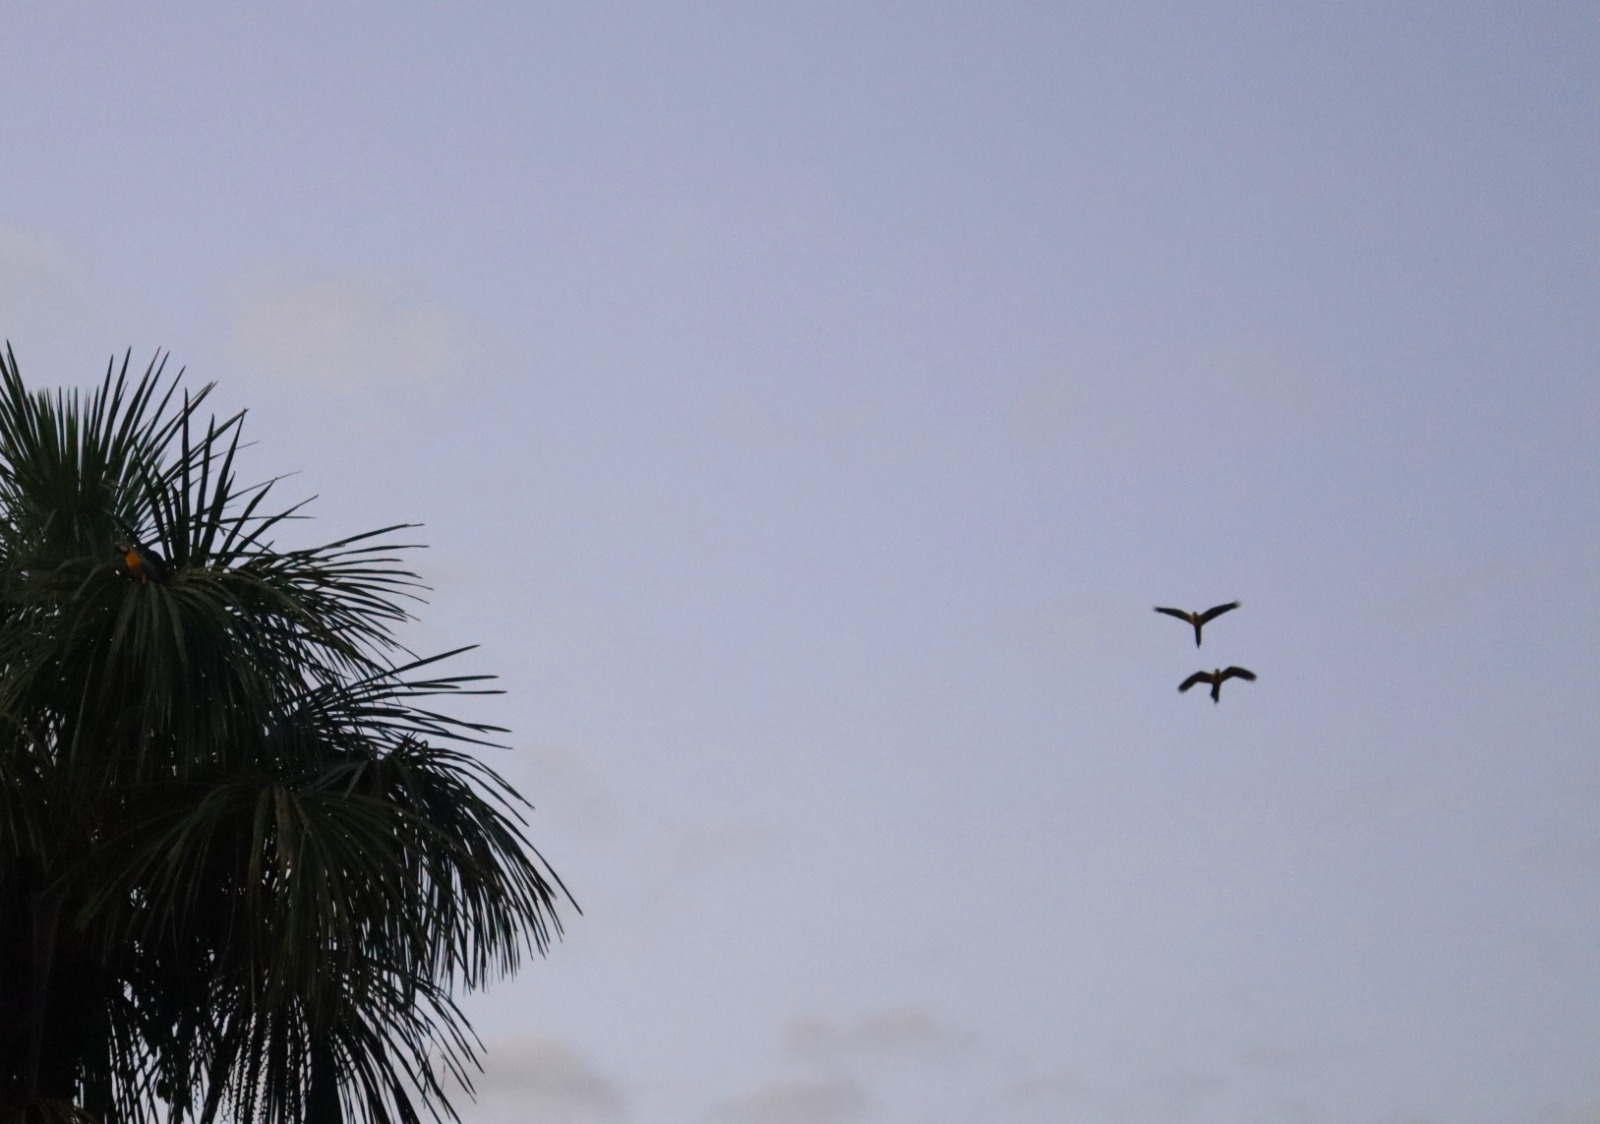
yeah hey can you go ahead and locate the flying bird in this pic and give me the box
[1178,666,1256,704]
[1154,601,1240,646]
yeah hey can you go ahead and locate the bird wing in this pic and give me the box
[1178,671,1212,693]
[1154,607,1193,622]
[1220,666,1256,682]
[1197,601,1241,624]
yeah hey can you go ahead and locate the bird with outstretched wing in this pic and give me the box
[1154,601,1240,646]
[1178,666,1256,704]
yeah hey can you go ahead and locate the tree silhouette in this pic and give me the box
[0,346,571,1124]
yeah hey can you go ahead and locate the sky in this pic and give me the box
[2,3,1597,1122]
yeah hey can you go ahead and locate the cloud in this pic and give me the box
[226,276,449,392]
[661,819,778,875]
[708,1076,871,1124]
[1007,335,1341,457]
[466,1034,626,1124]
[705,1009,972,1124]
[0,226,81,341]
[519,742,623,840]
[1003,1068,1084,1114]
[783,1008,954,1069]
[1000,1056,1309,1124]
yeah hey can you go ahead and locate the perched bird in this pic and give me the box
[1154,601,1240,646]
[116,539,169,584]
[1178,666,1256,704]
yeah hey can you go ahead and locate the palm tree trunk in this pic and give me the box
[25,889,63,1098]
[305,1033,342,1124]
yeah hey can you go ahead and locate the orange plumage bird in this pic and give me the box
[117,539,169,584]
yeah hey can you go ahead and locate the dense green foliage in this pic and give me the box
[0,347,570,1124]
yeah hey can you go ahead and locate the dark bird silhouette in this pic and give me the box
[1154,601,1240,646]
[1178,666,1256,703]
[116,539,169,584]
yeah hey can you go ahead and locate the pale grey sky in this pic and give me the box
[3,4,1597,1122]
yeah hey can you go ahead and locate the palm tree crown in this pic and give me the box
[0,346,572,1124]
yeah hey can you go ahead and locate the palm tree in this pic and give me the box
[0,345,572,1124]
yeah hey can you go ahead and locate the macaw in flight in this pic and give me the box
[1178,666,1256,704]
[1153,601,1240,647]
